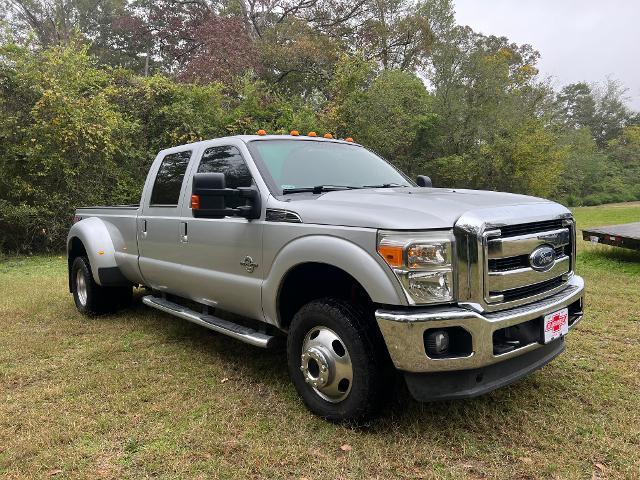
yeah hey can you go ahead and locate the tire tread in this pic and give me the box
[287,297,393,422]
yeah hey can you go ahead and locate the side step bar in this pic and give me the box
[142,295,280,348]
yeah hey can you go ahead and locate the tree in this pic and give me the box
[0,42,140,251]
[357,70,432,156]
[606,125,640,200]
[110,0,260,81]
[3,0,127,50]
[592,79,634,147]
[555,82,597,131]
[553,128,607,204]
[356,0,435,71]
[325,63,435,175]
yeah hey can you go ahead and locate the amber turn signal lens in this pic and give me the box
[378,245,403,268]
[257,129,267,135]
[191,194,200,210]
[308,131,317,137]
[323,133,333,139]
[345,137,354,142]
[290,130,299,136]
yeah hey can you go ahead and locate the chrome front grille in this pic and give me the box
[498,219,565,237]
[484,222,574,305]
[488,246,566,271]
[454,204,576,313]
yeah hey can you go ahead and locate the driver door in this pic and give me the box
[177,143,264,319]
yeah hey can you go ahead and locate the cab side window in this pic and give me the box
[150,150,192,206]
[198,146,253,208]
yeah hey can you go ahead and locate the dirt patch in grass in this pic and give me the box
[1,204,639,479]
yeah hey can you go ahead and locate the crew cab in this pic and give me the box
[67,133,584,421]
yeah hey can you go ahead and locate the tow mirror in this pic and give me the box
[416,175,432,188]
[192,172,261,220]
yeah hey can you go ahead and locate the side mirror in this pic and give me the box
[416,175,432,188]
[192,172,261,220]
[193,172,227,218]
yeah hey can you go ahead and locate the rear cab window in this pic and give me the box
[149,150,192,206]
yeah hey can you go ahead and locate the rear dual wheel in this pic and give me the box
[287,298,393,422]
[71,256,132,315]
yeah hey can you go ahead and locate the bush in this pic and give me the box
[0,44,141,252]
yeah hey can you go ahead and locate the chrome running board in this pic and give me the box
[142,295,279,348]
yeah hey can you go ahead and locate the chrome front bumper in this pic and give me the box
[376,275,584,373]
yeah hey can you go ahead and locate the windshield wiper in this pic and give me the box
[361,183,409,188]
[282,185,361,195]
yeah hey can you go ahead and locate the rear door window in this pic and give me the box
[149,151,192,206]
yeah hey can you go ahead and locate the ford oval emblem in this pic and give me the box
[529,245,556,271]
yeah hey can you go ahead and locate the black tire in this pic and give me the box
[287,297,393,422]
[71,256,132,315]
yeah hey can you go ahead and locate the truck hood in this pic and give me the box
[277,187,565,230]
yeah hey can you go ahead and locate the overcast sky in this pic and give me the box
[454,0,640,111]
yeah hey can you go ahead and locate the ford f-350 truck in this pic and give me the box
[67,133,584,421]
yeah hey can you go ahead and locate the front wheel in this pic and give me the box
[287,298,393,422]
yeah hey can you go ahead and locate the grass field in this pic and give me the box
[1,203,639,479]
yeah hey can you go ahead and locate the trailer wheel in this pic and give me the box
[287,297,393,422]
[71,256,131,315]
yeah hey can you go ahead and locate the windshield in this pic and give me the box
[247,139,412,194]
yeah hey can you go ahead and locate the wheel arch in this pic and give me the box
[67,217,124,287]
[67,237,89,292]
[262,235,407,329]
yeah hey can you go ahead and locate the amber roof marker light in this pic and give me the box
[290,130,300,136]
[308,131,317,137]
[323,133,333,139]
[345,137,354,143]
[257,129,267,135]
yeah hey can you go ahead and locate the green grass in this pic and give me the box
[572,201,640,229]
[1,204,639,479]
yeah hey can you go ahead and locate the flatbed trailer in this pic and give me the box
[582,222,640,251]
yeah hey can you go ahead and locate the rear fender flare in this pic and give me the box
[67,217,125,286]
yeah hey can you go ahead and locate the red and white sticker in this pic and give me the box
[543,308,569,343]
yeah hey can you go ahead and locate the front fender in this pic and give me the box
[262,235,408,327]
[67,217,128,286]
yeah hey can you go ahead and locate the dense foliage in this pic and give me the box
[1,0,638,252]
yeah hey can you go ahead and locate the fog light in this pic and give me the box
[425,330,450,356]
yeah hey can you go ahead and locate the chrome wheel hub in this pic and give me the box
[300,326,353,403]
[76,269,87,306]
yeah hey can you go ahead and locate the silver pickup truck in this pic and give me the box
[68,133,584,421]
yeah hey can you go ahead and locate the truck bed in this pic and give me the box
[72,204,143,285]
[582,222,640,251]
[75,204,140,219]
[76,204,140,210]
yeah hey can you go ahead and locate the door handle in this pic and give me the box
[180,221,188,243]
[141,220,148,239]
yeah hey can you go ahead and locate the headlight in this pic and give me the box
[377,230,454,304]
